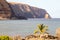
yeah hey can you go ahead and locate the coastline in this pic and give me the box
[0,24,60,40]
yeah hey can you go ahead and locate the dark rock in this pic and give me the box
[0,0,12,20]
[0,0,51,20]
[9,2,51,19]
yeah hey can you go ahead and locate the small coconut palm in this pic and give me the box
[34,24,48,34]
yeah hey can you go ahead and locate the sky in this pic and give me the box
[6,0,60,18]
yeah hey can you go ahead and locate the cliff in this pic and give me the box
[9,2,51,19]
[0,0,51,20]
[0,0,12,20]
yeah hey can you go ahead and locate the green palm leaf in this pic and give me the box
[34,24,48,34]
[34,30,38,34]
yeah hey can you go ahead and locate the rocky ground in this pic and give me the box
[10,33,58,40]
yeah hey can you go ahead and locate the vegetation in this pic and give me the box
[0,24,58,40]
[34,24,48,34]
[0,35,12,40]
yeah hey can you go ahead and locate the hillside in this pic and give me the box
[0,0,12,20]
[9,2,51,19]
[0,0,51,20]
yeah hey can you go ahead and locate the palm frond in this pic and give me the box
[34,30,38,34]
[34,24,48,34]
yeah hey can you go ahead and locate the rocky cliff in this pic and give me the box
[0,0,12,20]
[0,0,51,20]
[9,2,51,19]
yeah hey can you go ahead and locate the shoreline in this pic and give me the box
[0,33,58,40]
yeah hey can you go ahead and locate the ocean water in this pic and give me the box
[0,18,60,37]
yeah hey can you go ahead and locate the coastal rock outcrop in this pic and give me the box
[0,0,51,20]
[25,34,58,40]
[13,35,22,40]
[0,0,12,20]
[56,28,60,40]
[9,2,51,19]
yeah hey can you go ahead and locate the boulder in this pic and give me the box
[13,35,22,40]
[56,28,60,40]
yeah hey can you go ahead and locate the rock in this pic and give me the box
[0,0,51,20]
[13,35,22,40]
[9,2,51,19]
[0,0,12,20]
[22,38,25,40]
[56,28,60,40]
[25,34,39,40]
[44,13,49,19]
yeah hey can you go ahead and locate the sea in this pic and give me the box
[0,18,60,37]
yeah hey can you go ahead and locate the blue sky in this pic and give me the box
[7,0,60,18]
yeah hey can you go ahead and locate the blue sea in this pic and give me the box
[0,18,60,37]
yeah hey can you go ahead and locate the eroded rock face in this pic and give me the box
[0,0,51,20]
[9,2,51,19]
[0,0,12,20]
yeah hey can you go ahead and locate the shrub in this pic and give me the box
[0,35,12,40]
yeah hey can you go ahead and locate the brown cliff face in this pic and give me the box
[0,0,12,20]
[44,13,50,19]
[9,2,51,19]
[0,0,51,20]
